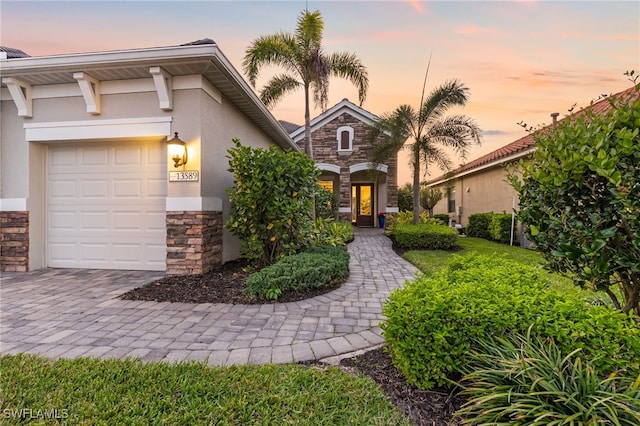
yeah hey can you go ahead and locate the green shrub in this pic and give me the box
[489,213,512,243]
[244,245,349,300]
[225,138,319,267]
[456,331,640,425]
[397,183,413,212]
[315,187,338,220]
[394,223,457,250]
[382,253,640,389]
[310,218,353,246]
[466,213,492,239]
[433,214,450,224]
[385,211,445,237]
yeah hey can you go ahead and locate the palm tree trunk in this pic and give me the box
[304,83,317,221]
[412,148,421,224]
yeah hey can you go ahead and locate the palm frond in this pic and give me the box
[260,74,302,107]
[427,114,482,158]
[328,52,369,106]
[243,33,301,87]
[421,144,453,175]
[419,79,470,126]
[296,10,324,51]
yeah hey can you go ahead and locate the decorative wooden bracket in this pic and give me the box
[73,72,101,114]
[2,77,32,117]
[149,66,173,110]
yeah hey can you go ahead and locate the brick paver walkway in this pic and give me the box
[0,228,418,365]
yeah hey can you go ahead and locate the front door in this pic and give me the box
[351,184,374,227]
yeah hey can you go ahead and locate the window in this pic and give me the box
[336,126,354,151]
[447,187,456,213]
[319,180,334,192]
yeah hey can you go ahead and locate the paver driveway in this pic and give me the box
[0,228,418,365]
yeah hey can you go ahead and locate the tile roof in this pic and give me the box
[429,85,639,183]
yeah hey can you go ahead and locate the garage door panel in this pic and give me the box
[48,140,167,271]
[114,180,141,197]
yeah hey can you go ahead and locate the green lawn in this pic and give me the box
[403,236,579,292]
[0,354,410,425]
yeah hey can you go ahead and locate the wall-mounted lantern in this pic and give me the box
[167,132,188,168]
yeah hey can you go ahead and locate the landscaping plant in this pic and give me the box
[226,138,319,267]
[510,84,640,315]
[382,253,640,389]
[393,223,457,250]
[456,330,640,425]
[244,245,349,300]
[310,218,353,247]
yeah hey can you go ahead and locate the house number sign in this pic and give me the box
[169,171,199,182]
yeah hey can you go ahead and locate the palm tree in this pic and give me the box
[243,9,369,158]
[368,79,481,223]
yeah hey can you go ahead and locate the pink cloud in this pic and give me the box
[407,0,426,14]
[453,25,500,36]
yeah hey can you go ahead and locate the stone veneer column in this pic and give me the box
[166,211,222,276]
[338,166,352,222]
[0,211,29,272]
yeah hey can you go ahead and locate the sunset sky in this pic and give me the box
[2,0,638,184]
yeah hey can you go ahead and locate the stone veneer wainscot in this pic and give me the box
[166,211,222,275]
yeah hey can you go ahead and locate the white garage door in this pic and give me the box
[48,140,167,270]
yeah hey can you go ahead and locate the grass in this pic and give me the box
[0,354,410,425]
[403,237,579,293]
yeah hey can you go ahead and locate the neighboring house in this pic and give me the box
[286,99,399,226]
[0,40,299,274]
[427,86,637,242]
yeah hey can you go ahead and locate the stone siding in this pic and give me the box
[1,211,29,272]
[308,112,398,211]
[166,211,222,276]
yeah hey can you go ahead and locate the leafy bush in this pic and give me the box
[244,245,349,300]
[510,85,640,315]
[456,331,640,425]
[489,213,512,243]
[382,253,640,389]
[397,183,413,212]
[393,223,457,250]
[433,214,450,224]
[310,218,353,246]
[315,187,338,220]
[385,210,445,236]
[466,213,493,239]
[225,138,319,267]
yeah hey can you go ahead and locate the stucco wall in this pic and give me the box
[199,86,276,263]
[432,165,520,226]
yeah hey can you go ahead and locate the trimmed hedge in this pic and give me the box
[467,212,513,243]
[394,224,458,250]
[489,213,512,243]
[466,213,492,239]
[382,253,640,389]
[244,245,349,300]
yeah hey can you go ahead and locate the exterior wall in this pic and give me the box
[1,73,282,273]
[308,112,397,225]
[431,165,522,239]
[199,86,275,263]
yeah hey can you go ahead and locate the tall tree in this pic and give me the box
[243,9,369,158]
[368,75,481,223]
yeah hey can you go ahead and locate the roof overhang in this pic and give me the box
[428,146,536,186]
[0,43,299,151]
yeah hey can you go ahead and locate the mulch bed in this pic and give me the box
[119,254,466,425]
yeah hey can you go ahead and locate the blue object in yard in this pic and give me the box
[378,216,385,228]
